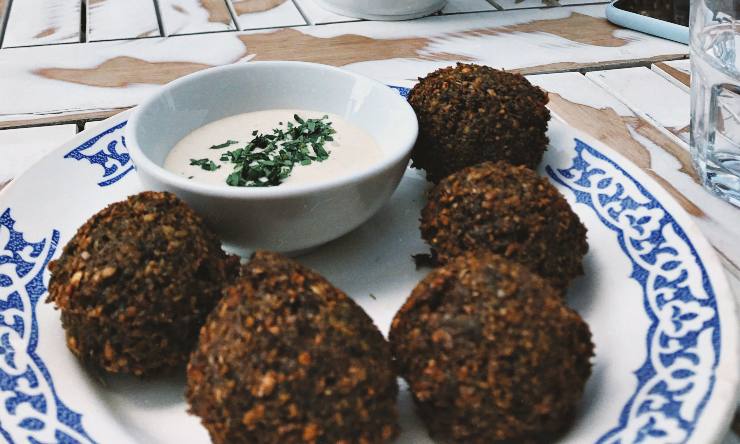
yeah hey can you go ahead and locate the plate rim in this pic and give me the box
[0,109,736,444]
[548,114,739,444]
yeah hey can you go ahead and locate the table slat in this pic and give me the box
[586,67,690,147]
[88,0,160,41]
[2,0,81,47]
[527,71,740,292]
[229,0,306,30]
[0,5,687,128]
[292,0,355,24]
[652,59,690,93]
[159,0,237,36]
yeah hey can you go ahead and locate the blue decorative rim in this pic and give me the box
[548,140,719,444]
[64,121,134,188]
[0,88,725,443]
[0,210,96,444]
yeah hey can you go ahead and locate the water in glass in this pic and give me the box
[691,2,740,206]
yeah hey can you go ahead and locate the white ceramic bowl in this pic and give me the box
[126,61,418,255]
[315,0,448,20]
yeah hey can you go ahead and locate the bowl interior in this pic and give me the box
[131,62,417,169]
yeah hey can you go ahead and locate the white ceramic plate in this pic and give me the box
[0,88,737,444]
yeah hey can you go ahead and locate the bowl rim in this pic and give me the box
[126,61,418,200]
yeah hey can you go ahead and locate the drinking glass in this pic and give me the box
[690,0,740,206]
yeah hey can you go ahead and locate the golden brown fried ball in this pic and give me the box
[390,252,594,443]
[47,191,239,376]
[186,251,399,444]
[421,161,588,290]
[409,63,550,182]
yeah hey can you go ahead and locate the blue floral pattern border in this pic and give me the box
[390,86,411,98]
[64,121,133,188]
[0,209,96,444]
[548,139,719,444]
[0,88,723,444]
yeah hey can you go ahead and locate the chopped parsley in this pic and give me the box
[209,140,239,150]
[189,158,220,171]
[198,114,335,188]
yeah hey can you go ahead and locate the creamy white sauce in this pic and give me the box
[164,109,383,187]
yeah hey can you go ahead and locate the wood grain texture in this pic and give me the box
[501,10,626,46]
[652,59,690,93]
[241,28,454,64]
[202,0,235,22]
[292,0,357,24]
[88,0,161,41]
[35,56,214,87]
[0,5,688,126]
[28,12,673,86]
[528,71,740,287]
[0,108,130,130]
[586,67,690,146]
[232,0,287,14]
[2,0,81,47]
[159,0,237,35]
[232,0,306,30]
[548,92,702,216]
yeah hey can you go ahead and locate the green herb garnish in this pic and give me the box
[189,158,220,171]
[209,140,239,150]
[217,115,335,188]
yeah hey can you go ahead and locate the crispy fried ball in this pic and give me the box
[421,161,588,290]
[409,63,550,182]
[47,191,239,376]
[389,252,594,443]
[186,251,399,444]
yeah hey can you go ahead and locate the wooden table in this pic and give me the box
[0,0,737,440]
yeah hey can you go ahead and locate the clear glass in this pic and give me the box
[690,0,740,207]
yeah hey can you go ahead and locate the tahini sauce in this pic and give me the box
[164,110,383,187]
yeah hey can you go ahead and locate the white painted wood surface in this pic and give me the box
[87,0,161,41]
[0,4,688,127]
[586,67,690,146]
[293,0,356,24]
[528,71,740,309]
[527,70,632,114]
[652,58,691,93]
[231,0,306,30]
[159,0,237,35]
[2,0,81,47]
[0,124,77,187]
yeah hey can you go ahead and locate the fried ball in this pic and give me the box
[408,63,550,182]
[389,252,594,443]
[421,161,588,290]
[47,191,240,376]
[186,251,399,444]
